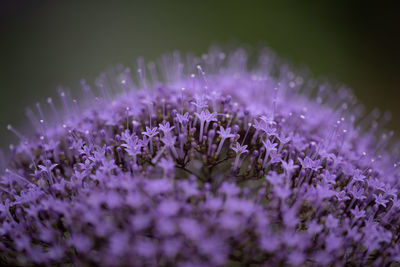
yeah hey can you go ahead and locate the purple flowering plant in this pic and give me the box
[1,47,400,266]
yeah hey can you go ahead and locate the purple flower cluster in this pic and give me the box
[1,48,400,266]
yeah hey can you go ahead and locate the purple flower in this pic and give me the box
[158,121,175,136]
[350,205,366,220]
[352,169,366,183]
[335,190,350,202]
[262,138,278,165]
[349,185,367,201]
[195,110,217,142]
[281,159,299,177]
[374,193,389,208]
[1,47,399,266]
[298,156,322,172]
[176,112,189,126]
[216,126,235,155]
[38,160,58,174]
[121,135,142,162]
[260,114,276,126]
[142,126,158,153]
[231,142,248,170]
[231,142,248,155]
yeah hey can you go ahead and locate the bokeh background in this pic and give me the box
[0,1,399,148]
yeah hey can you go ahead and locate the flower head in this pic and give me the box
[1,47,400,266]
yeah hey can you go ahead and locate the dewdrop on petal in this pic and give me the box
[1,47,400,266]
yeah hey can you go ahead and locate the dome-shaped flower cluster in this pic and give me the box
[1,48,399,266]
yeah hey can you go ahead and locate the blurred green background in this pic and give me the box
[0,1,399,147]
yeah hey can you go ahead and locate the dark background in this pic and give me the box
[0,1,399,148]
